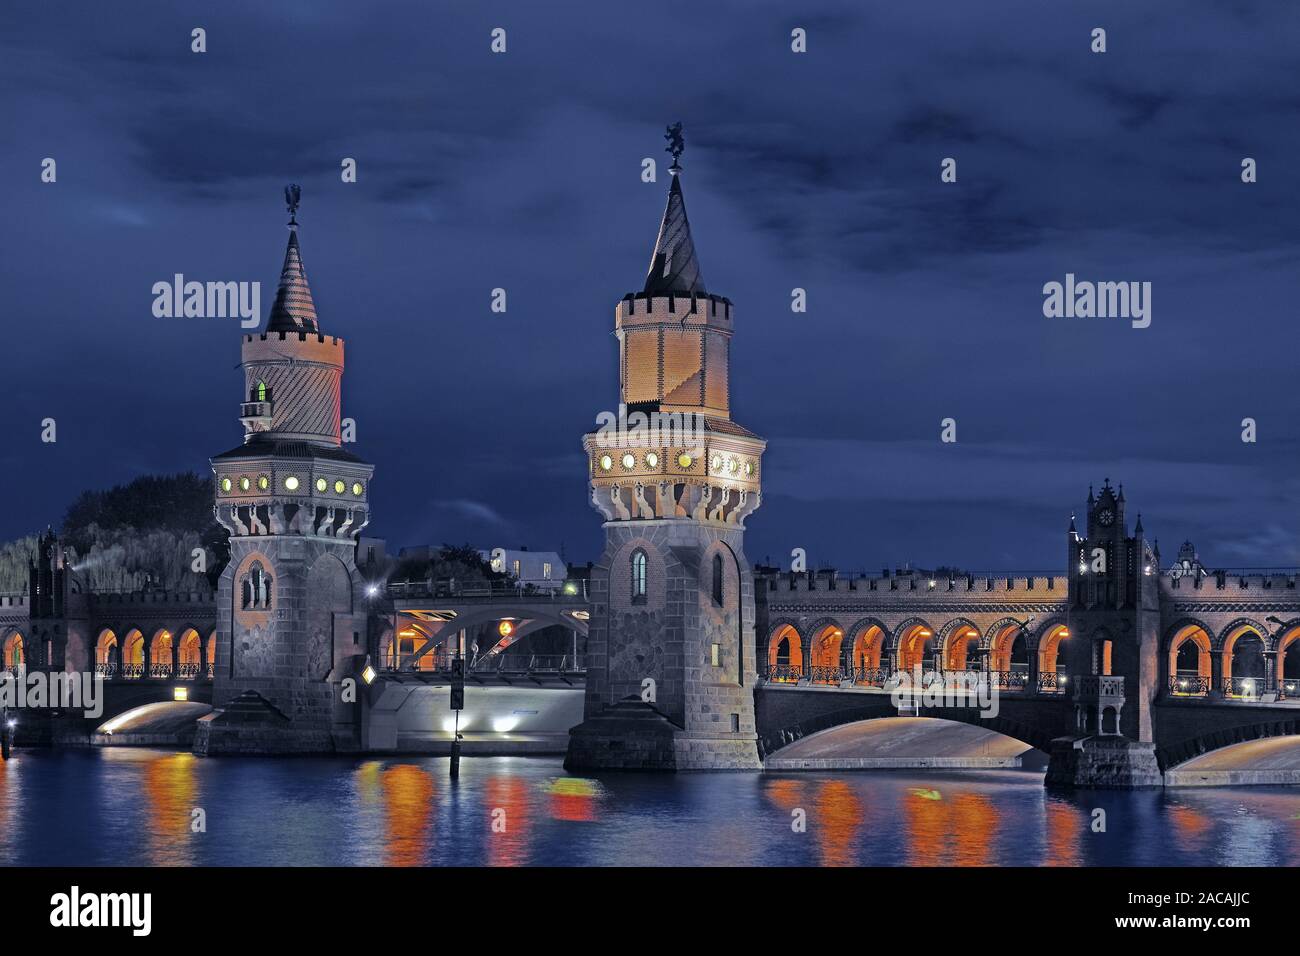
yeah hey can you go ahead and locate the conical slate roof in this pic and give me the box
[266,229,319,332]
[643,175,706,295]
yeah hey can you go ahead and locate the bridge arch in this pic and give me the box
[95,629,118,666]
[893,618,936,672]
[122,629,146,670]
[1220,620,1269,697]
[987,621,1030,674]
[2,629,24,669]
[804,617,845,670]
[938,619,982,670]
[760,708,1057,760]
[1165,621,1212,695]
[1276,622,1300,694]
[1158,717,1300,771]
[841,618,889,672]
[150,628,173,668]
[766,620,805,672]
[1036,622,1071,676]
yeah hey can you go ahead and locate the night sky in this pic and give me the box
[2,1,1298,573]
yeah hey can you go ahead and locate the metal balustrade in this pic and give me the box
[387,578,588,600]
[1169,674,1211,696]
[1221,676,1264,700]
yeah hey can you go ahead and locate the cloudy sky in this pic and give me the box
[2,0,1298,573]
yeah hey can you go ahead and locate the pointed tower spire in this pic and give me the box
[266,184,319,333]
[1068,512,1077,534]
[644,123,706,296]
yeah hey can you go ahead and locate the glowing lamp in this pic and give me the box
[173,687,188,701]
[361,665,377,685]
[563,582,578,595]
[498,620,515,638]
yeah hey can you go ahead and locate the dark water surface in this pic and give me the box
[2,749,1298,866]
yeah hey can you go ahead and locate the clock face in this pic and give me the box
[1098,508,1115,527]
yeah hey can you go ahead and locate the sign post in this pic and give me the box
[449,656,465,779]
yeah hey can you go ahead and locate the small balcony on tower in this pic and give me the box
[240,382,275,435]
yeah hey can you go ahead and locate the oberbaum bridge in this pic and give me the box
[4,142,1300,788]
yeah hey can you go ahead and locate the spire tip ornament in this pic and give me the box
[664,122,685,175]
[284,183,302,227]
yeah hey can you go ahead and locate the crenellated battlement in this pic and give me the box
[242,330,345,367]
[618,291,733,324]
[760,569,1065,597]
[1161,569,1298,597]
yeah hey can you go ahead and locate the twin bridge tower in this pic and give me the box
[199,142,766,766]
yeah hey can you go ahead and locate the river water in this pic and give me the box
[1,749,1298,866]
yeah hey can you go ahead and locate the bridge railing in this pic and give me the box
[1169,674,1211,696]
[387,578,587,601]
[759,663,1073,697]
[94,661,213,682]
[1220,676,1263,700]
[381,652,586,675]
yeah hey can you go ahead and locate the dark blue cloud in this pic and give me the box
[0,0,1297,573]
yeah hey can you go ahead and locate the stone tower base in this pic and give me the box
[193,690,334,756]
[565,701,761,771]
[1045,735,1163,789]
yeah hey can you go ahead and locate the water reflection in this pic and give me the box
[0,752,1298,866]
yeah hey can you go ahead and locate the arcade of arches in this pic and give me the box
[92,626,216,678]
[764,620,1075,692]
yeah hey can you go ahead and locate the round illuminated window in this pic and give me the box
[239,476,250,492]
[285,476,299,491]
[744,461,754,477]
[257,475,269,490]
[352,482,363,496]
[599,455,613,471]
[220,477,232,493]
[677,453,693,469]
[727,458,738,474]
[621,453,635,469]
[334,480,346,494]
[645,452,659,468]
[315,478,327,492]
[710,455,722,473]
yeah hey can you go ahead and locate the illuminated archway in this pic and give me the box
[808,623,844,673]
[844,623,887,678]
[1222,624,1266,699]
[178,629,202,675]
[943,621,982,671]
[1167,624,1211,696]
[768,624,803,678]
[151,629,174,675]
[95,629,118,667]
[1037,624,1071,692]
[2,631,24,670]
[896,622,935,672]
[1278,626,1300,698]
[123,629,145,675]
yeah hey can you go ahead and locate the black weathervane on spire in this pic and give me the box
[284,183,302,227]
[665,122,684,174]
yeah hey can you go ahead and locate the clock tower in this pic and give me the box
[1054,478,1162,786]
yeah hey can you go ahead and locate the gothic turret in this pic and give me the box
[567,127,764,771]
[201,187,374,755]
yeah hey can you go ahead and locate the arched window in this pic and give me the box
[242,561,272,609]
[631,550,647,604]
[256,381,268,402]
[712,553,724,606]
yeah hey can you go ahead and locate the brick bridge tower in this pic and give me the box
[566,129,765,770]
[1048,479,1163,786]
[198,186,374,755]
